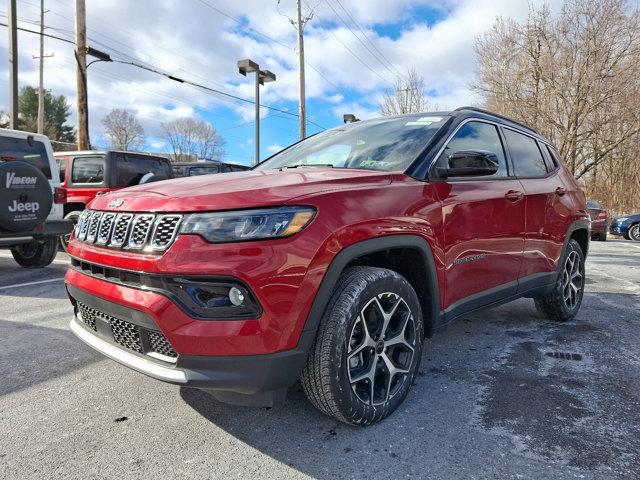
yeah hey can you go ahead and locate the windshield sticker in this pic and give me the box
[405,121,433,126]
[359,160,389,168]
[418,116,443,123]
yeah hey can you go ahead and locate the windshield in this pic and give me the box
[256,115,449,172]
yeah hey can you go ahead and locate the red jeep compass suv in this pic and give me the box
[65,108,589,425]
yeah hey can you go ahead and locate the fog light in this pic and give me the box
[229,287,245,306]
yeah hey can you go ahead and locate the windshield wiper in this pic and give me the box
[279,164,334,169]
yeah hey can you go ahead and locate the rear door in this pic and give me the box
[433,120,526,313]
[502,128,575,289]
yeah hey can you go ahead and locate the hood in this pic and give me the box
[89,167,392,212]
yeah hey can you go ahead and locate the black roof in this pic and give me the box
[452,106,542,138]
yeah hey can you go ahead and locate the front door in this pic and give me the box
[433,120,526,315]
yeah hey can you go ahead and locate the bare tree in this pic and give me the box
[160,117,225,162]
[102,109,145,151]
[473,0,640,214]
[379,68,431,116]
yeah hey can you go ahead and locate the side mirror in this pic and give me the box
[440,150,499,178]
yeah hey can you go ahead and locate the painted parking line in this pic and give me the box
[0,277,65,291]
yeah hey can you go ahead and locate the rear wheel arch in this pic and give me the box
[303,235,440,341]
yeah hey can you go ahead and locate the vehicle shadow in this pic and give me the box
[179,290,639,479]
[0,318,103,397]
[177,301,547,479]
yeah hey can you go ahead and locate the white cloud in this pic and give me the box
[0,0,550,146]
[267,143,284,154]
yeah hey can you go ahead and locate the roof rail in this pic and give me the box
[454,106,539,135]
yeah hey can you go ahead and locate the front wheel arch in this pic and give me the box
[302,235,440,343]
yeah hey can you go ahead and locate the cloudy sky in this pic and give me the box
[0,0,545,164]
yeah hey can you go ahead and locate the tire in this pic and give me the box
[534,239,585,322]
[629,224,640,242]
[60,210,82,251]
[593,232,606,241]
[11,238,58,268]
[300,266,424,426]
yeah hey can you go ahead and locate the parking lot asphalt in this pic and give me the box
[1,240,639,480]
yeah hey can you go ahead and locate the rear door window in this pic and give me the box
[504,129,548,177]
[0,135,51,179]
[72,156,105,184]
[116,155,171,186]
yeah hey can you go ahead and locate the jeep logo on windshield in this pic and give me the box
[108,199,124,208]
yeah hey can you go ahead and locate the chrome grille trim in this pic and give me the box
[110,213,133,247]
[127,214,155,250]
[150,215,183,251]
[96,212,116,245]
[85,211,103,243]
[76,210,183,252]
[77,210,92,241]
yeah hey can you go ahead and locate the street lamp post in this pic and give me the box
[78,46,111,149]
[237,59,276,165]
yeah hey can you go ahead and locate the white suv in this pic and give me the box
[0,129,72,267]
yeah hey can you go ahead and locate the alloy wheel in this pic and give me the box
[347,292,417,406]
[562,250,583,310]
[630,225,640,241]
[14,242,38,259]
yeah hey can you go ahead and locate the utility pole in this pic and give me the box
[296,0,306,140]
[8,0,18,129]
[35,0,53,134]
[279,0,313,140]
[75,0,89,150]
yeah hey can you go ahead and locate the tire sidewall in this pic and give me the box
[327,269,424,424]
[555,239,585,318]
[60,210,82,250]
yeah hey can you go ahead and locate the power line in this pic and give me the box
[323,25,395,88]
[323,0,400,80]
[0,21,327,130]
[194,0,358,103]
[331,0,404,79]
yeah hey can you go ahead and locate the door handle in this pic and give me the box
[555,187,567,196]
[505,190,524,202]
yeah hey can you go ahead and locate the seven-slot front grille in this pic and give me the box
[75,209,182,252]
[75,301,178,361]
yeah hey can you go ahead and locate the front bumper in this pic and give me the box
[609,222,630,236]
[68,282,314,406]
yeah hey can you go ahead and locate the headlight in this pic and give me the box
[180,206,316,243]
[616,217,629,222]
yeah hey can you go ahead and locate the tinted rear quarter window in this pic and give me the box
[189,166,219,176]
[504,129,548,177]
[56,157,68,183]
[0,135,51,179]
[72,156,105,183]
[116,155,171,186]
